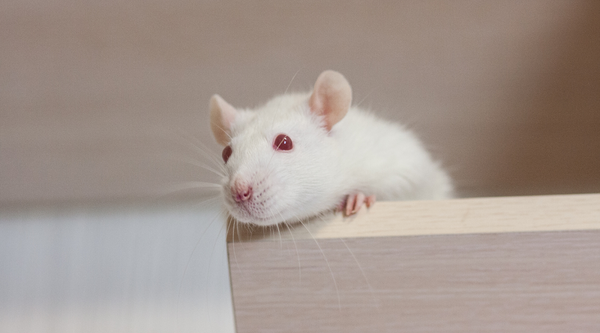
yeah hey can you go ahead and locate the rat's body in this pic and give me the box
[210,70,453,226]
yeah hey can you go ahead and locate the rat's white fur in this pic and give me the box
[212,73,453,226]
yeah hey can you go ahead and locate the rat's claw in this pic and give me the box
[343,192,374,216]
[345,194,356,216]
[353,192,366,213]
[366,195,376,208]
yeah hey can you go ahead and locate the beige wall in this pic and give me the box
[1,0,599,205]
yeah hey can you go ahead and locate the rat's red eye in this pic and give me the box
[273,134,293,151]
[222,145,232,163]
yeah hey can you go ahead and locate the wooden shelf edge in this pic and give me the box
[227,193,600,243]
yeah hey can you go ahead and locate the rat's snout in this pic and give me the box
[232,178,253,203]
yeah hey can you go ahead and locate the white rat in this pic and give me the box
[210,70,453,226]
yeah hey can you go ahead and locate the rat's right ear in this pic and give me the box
[309,70,352,131]
[210,94,238,146]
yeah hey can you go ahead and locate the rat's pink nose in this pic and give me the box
[232,179,253,202]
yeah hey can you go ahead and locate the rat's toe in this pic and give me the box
[352,192,366,213]
[343,192,372,216]
[366,195,376,208]
[345,194,356,216]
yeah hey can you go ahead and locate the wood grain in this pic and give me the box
[227,193,600,242]
[227,195,600,332]
[229,231,600,332]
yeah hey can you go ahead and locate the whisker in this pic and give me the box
[162,127,226,173]
[204,216,227,290]
[284,68,302,95]
[155,182,221,200]
[297,216,342,311]
[339,237,379,310]
[199,216,228,326]
[189,196,224,214]
[210,120,233,142]
[188,135,228,173]
[231,218,247,280]
[273,211,283,250]
[167,155,225,178]
[167,181,222,190]
[177,209,224,310]
[154,184,221,203]
[283,221,302,284]
[355,88,375,108]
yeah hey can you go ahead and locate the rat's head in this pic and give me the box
[209,70,352,226]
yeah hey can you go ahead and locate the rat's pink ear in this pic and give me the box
[210,94,238,146]
[308,70,352,131]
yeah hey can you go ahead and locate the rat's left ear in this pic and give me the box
[210,94,238,146]
[308,70,352,131]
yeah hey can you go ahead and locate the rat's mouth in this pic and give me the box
[225,199,282,226]
[222,175,286,226]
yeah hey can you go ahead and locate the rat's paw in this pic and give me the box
[340,193,376,216]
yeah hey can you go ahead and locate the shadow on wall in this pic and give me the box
[489,1,600,197]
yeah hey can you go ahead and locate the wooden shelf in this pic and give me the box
[228,194,600,332]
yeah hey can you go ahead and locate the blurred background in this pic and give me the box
[1,0,599,332]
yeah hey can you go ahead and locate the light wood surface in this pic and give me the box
[228,193,600,242]
[227,194,600,332]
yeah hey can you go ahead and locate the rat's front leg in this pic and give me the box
[338,192,376,216]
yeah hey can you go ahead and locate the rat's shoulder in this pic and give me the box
[340,105,413,137]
